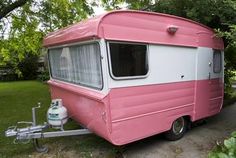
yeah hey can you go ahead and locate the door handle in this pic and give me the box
[208,72,211,80]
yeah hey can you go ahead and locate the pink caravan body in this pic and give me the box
[44,10,224,145]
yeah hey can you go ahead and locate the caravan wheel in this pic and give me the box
[164,117,187,141]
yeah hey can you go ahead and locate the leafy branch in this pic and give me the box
[0,0,31,20]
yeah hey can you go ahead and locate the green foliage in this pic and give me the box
[224,70,236,99]
[0,0,93,79]
[38,0,93,32]
[0,14,44,77]
[37,69,50,82]
[0,65,18,81]
[208,132,236,158]
[18,53,39,80]
[101,0,126,10]
[217,24,236,95]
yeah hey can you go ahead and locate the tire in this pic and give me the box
[164,117,187,141]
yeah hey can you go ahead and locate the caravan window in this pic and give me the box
[48,43,102,89]
[213,50,222,73]
[108,42,148,78]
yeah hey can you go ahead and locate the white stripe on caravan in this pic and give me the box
[108,44,222,88]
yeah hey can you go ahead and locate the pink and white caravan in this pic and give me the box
[44,10,224,145]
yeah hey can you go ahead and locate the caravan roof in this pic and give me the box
[43,10,224,49]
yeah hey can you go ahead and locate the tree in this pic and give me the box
[0,0,94,78]
[38,0,93,33]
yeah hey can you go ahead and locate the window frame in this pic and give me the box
[213,49,222,73]
[47,41,104,90]
[106,41,149,80]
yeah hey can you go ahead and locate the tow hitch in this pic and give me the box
[5,102,92,153]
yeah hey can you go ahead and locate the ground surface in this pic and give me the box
[0,81,236,158]
[122,103,236,158]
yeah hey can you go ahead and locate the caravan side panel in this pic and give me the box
[107,45,197,145]
[48,80,112,141]
[108,81,195,145]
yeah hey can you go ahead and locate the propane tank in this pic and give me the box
[47,99,68,128]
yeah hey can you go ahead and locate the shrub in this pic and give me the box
[18,53,39,80]
[37,69,50,82]
[208,132,236,158]
[0,66,18,81]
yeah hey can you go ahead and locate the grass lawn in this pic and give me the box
[0,81,119,158]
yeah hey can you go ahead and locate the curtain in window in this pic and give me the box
[69,44,102,89]
[49,43,102,89]
[49,48,63,79]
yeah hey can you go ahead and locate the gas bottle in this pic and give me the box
[47,99,68,128]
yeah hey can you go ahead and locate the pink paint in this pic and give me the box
[43,10,224,49]
[48,80,110,140]
[194,78,224,120]
[48,79,223,145]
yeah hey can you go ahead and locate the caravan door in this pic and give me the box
[194,48,224,120]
